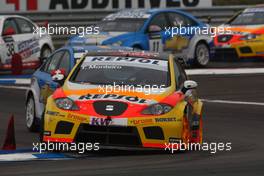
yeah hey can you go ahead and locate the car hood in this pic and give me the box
[70,32,128,45]
[219,24,264,35]
[62,81,174,105]
[53,83,184,118]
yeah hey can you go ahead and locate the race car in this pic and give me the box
[68,9,212,67]
[40,51,203,150]
[0,15,54,70]
[25,45,132,132]
[213,6,264,60]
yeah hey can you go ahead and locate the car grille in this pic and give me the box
[93,101,128,116]
[214,48,239,61]
[75,124,142,147]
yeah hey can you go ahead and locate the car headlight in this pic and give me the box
[240,34,259,41]
[55,98,79,110]
[142,103,172,115]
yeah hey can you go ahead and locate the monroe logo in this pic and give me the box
[79,94,149,104]
[90,117,112,126]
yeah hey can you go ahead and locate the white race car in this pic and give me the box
[0,15,54,70]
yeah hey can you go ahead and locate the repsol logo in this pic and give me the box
[49,0,203,10]
[90,56,161,65]
[79,94,149,104]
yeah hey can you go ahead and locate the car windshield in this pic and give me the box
[98,19,146,32]
[70,56,170,87]
[229,12,264,25]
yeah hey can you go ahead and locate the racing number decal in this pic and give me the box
[6,43,15,57]
[149,34,163,52]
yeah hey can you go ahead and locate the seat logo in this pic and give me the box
[105,105,114,111]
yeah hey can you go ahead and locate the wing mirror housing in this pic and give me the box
[184,80,198,89]
[51,69,66,86]
[182,80,198,94]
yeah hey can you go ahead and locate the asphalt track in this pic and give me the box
[0,72,264,175]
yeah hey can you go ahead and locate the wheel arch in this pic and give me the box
[132,44,143,50]
[40,43,52,53]
[196,40,210,50]
[25,90,34,105]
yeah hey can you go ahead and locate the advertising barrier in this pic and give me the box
[0,0,212,12]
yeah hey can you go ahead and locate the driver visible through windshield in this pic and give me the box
[229,11,264,26]
[70,56,170,89]
[98,18,146,32]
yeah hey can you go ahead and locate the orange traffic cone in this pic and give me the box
[2,115,16,150]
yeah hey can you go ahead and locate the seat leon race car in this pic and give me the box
[68,9,212,67]
[214,6,264,60]
[41,51,203,150]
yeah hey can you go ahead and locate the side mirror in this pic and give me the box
[51,69,66,86]
[3,27,16,36]
[148,25,162,33]
[183,80,198,103]
[184,80,198,90]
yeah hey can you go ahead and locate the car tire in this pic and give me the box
[198,117,203,144]
[39,110,45,143]
[26,96,38,132]
[195,42,210,67]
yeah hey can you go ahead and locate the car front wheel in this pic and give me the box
[195,42,210,67]
[26,96,38,132]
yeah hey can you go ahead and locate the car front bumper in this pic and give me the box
[43,100,186,149]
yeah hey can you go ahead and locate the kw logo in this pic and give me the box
[90,117,112,126]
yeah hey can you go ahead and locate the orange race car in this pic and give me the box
[213,6,264,60]
[40,51,203,150]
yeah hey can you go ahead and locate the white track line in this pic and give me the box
[202,99,264,106]
[0,78,30,84]
[15,79,31,84]
[0,153,37,161]
[186,68,264,75]
[0,85,29,90]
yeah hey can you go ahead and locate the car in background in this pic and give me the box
[213,6,264,60]
[0,15,54,70]
[68,9,212,67]
[25,45,132,131]
[40,51,203,149]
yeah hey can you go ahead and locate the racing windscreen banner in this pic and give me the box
[82,56,169,71]
[0,0,212,12]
